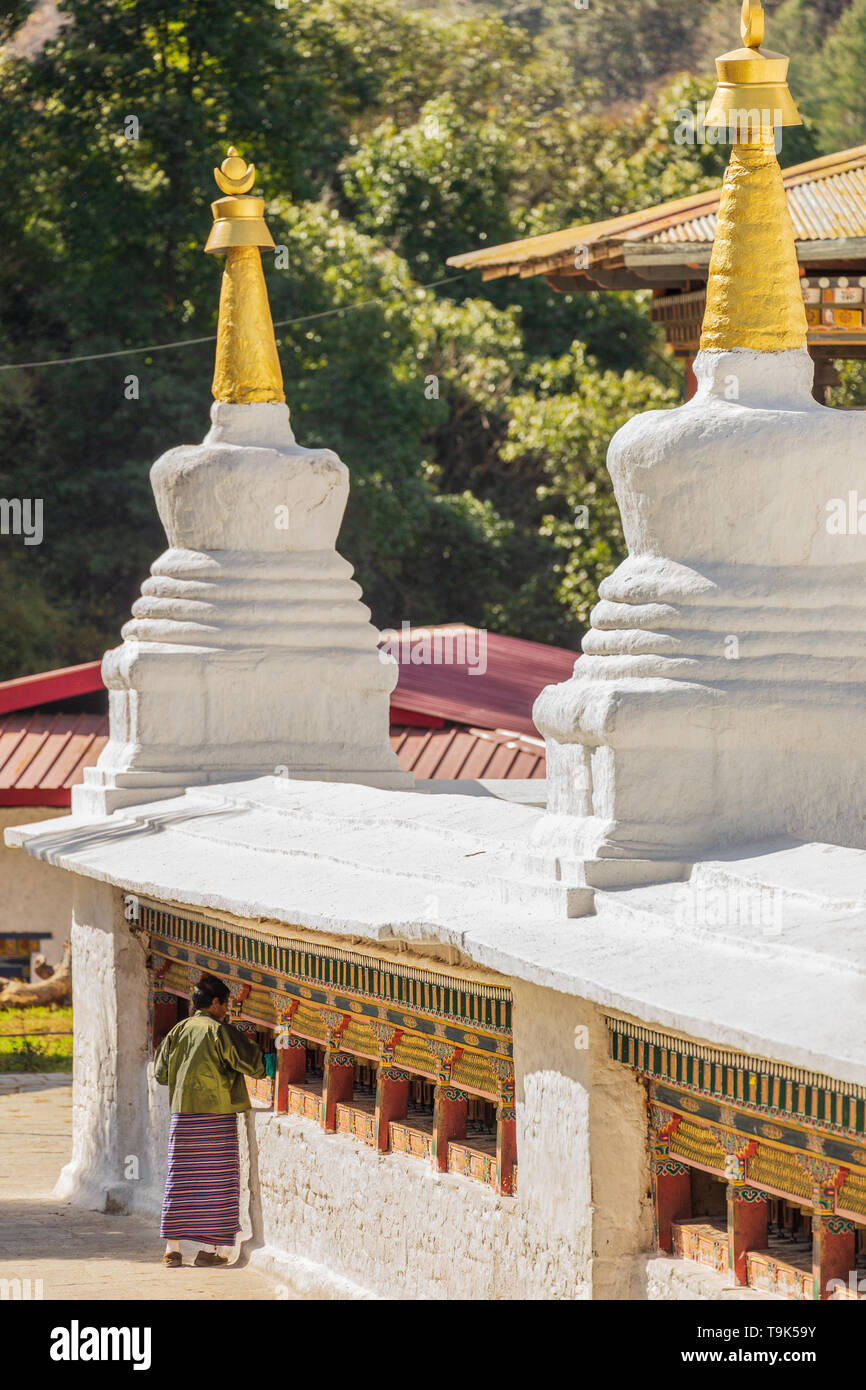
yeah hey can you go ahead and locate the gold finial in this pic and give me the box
[705,2,801,135]
[699,5,807,354]
[204,145,285,405]
[214,146,256,196]
[740,1,764,49]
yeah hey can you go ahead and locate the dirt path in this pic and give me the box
[0,1076,286,1300]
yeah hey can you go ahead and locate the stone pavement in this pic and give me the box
[0,1076,287,1300]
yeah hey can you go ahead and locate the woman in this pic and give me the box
[154,973,265,1268]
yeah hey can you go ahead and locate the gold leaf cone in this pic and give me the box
[212,245,285,404]
[700,142,807,354]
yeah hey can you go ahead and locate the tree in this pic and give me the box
[809,0,866,151]
[341,95,514,282]
[0,0,719,674]
[499,345,680,634]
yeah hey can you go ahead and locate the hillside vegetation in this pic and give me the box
[0,0,862,673]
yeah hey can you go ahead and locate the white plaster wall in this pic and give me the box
[59,897,658,1298]
[56,878,153,1213]
[0,807,74,971]
[245,983,651,1300]
[641,1254,776,1302]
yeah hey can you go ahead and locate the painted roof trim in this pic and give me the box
[447,143,866,278]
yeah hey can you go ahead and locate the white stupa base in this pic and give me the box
[533,348,866,864]
[81,401,410,812]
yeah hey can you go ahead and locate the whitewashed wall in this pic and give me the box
[61,888,655,1298]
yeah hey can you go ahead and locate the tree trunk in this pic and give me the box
[0,940,72,1008]
[32,954,53,980]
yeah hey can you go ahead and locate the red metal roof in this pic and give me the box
[0,625,571,803]
[385,624,577,737]
[390,723,545,780]
[0,713,545,805]
[0,712,109,805]
[0,661,104,715]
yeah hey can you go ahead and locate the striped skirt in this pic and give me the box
[160,1113,241,1245]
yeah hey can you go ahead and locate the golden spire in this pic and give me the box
[699,2,808,353]
[205,147,285,404]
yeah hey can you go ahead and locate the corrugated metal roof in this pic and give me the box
[0,660,104,715]
[0,712,108,803]
[387,624,577,736]
[447,143,866,277]
[390,724,545,780]
[653,166,866,244]
[0,712,545,804]
[0,625,571,802]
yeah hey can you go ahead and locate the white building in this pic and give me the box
[8,18,866,1301]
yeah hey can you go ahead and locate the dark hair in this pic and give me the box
[192,974,230,1011]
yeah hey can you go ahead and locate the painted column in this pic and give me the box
[374,1068,410,1152]
[493,1062,517,1195]
[812,1177,856,1300]
[726,1184,769,1286]
[322,1052,355,1132]
[432,1087,468,1172]
[496,1103,517,1196]
[812,1216,856,1300]
[684,355,698,401]
[650,1116,691,1252]
[653,1159,692,1253]
[274,1037,306,1114]
[151,992,178,1054]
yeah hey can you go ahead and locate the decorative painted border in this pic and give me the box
[607,1017,866,1140]
[141,901,512,1036]
[389,1121,433,1161]
[651,1083,866,1175]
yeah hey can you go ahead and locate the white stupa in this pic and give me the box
[76,146,409,817]
[6,21,866,1302]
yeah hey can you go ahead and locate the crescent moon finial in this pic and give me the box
[741,0,765,49]
[214,146,256,196]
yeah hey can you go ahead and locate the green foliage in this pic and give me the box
[500,346,680,632]
[457,0,710,105]
[0,1005,73,1073]
[0,0,858,674]
[831,358,866,406]
[341,95,513,281]
[808,0,866,151]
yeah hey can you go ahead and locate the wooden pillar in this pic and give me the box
[492,1062,517,1196]
[374,1067,410,1152]
[432,1086,467,1172]
[496,1105,517,1195]
[812,1214,856,1300]
[684,355,698,401]
[727,1185,769,1286]
[653,1159,691,1253]
[322,1051,354,1131]
[151,993,178,1053]
[274,1037,306,1114]
[809,350,840,406]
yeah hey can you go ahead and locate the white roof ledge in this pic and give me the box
[5,775,865,1087]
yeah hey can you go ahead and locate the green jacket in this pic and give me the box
[154,1010,266,1114]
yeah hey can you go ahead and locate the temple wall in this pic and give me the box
[59,891,655,1296]
[56,879,153,1213]
[0,807,73,970]
[641,1254,765,1301]
[247,981,652,1300]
